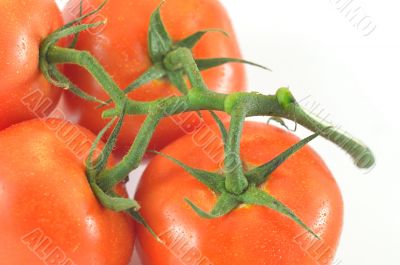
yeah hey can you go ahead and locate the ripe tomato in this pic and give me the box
[62,0,246,155]
[135,122,343,265]
[0,119,135,265]
[0,0,62,130]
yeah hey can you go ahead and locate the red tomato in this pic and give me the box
[62,0,246,155]
[136,122,343,265]
[0,0,62,130]
[0,119,135,265]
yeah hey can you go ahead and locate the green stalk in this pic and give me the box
[46,46,128,110]
[276,88,375,168]
[102,91,373,169]
[98,106,164,190]
[224,104,249,194]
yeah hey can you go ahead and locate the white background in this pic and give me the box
[218,1,400,265]
[56,1,400,264]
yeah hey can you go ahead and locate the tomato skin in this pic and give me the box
[0,0,62,130]
[135,122,343,265]
[62,0,246,155]
[0,119,135,265]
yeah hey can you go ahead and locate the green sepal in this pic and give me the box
[148,4,173,63]
[59,0,108,33]
[126,208,161,242]
[45,22,106,49]
[268,117,297,132]
[93,102,127,175]
[246,132,319,185]
[40,0,109,102]
[84,114,140,213]
[185,192,239,219]
[98,63,167,108]
[90,183,140,212]
[196,58,270,71]
[68,0,84,48]
[175,29,228,49]
[40,22,106,103]
[41,21,105,89]
[239,185,319,239]
[124,63,166,94]
[152,151,226,194]
[49,65,106,104]
[208,110,228,147]
[85,116,117,176]
[41,63,68,89]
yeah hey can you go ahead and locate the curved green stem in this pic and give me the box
[46,46,127,110]
[103,90,374,169]
[98,106,164,190]
[286,106,374,168]
[224,104,249,194]
[102,90,227,118]
[276,88,375,168]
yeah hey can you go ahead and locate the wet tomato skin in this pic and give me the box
[0,0,63,130]
[135,122,343,265]
[62,0,246,155]
[0,119,135,265]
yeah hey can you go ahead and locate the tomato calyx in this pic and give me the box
[152,118,322,238]
[86,106,135,210]
[147,3,269,94]
[84,101,162,240]
[145,4,268,98]
[93,3,267,109]
[39,0,109,105]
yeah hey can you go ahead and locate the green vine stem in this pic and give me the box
[98,107,164,191]
[224,104,249,195]
[102,87,375,170]
[46,46,127,110]
[39,2,375,238]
